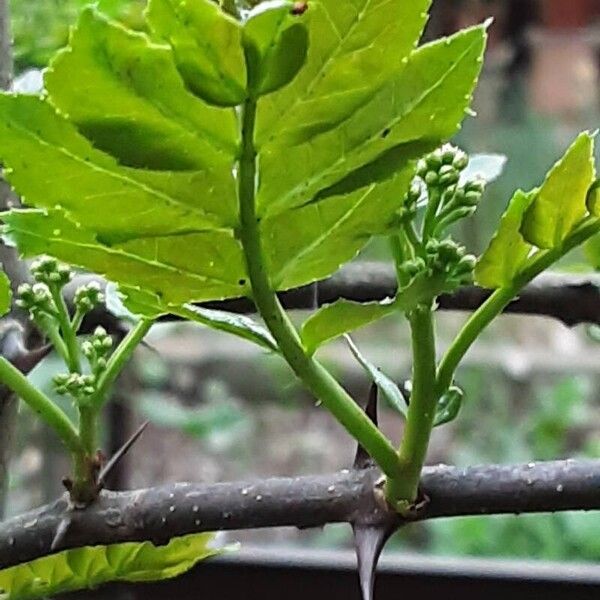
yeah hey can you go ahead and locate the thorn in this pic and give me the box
[352,522,397,600]
[50,516,72,551]
[97,421,149,489]
[354,383,378,470]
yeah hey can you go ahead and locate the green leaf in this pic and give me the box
[475,189,536,289]
[255,0,432,147]
[264,157,416,290]
[2,209,248,304]
[0,268,11,317]
[243,1,309,97]
[433,385,464,427]
[301,272,450,354]
[0,534,226,600]
[120,285,279,352]
[257,24,488,217]
[45,8,239,169]
[146,0,247,106]
[345,335,407,418]
[521,132,596,249]
[0,94,237,241]
[302,297,397,355]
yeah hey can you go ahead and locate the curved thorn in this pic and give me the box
[352,522,397,600]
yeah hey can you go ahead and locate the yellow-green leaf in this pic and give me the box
[475,189,536,289]
[0,534,226,600]
[0,268,10,317]
[146,0,246,106]
[521,132,596,249]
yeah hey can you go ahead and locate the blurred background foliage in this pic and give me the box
[6,0,600,566]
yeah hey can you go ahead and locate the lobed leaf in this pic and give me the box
[0,534,226,600]
[520,132,596,249]
[475,189,536,289]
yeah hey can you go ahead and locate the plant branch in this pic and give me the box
[0,356,80,454]
[237,99,400,479]
[93,318,153,409]
[387,305,438,507]
[2,459,599,569]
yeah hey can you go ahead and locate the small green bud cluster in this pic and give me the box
[53,372,96,399]
[74,281,104,315]
[16,282,55,318]
[416,145,468,191]
[397,181,422,223]
[434,178,486,236]
[31,256,73,288]
[82,326,113,377]
[424,238,476,285]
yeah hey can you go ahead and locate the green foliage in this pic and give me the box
[521,132,596,249]
[0,2,486,322]
[477,133,598,289]
[0,533,224,600]
[0,268,11,317]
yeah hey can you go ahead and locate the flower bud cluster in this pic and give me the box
[16,282,55,318]
[397,181,422,223]
[425,238,476,285]
[31,256,73,288]
[82,326,113,376]
[416,144,468,191]
[74,281,104,315]
[53,372,96,399]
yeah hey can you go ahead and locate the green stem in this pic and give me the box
[237,99,400,479]
[0,356,80,453]
[422,188,442,240]
[93,318,154,408]
[50,286,80,373]
[37,314,69,364]
[436,216,600,396]
[385,304,437,506]
[71,307,85,334]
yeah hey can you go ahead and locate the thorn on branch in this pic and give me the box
[97,421,149,490]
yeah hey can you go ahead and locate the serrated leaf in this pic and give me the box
[345,335,407,418]
[45,8,239,169]
[302,298,397,355]
[2,209,248,304]
[264,157,416,290]
[521,132,596,249]
[0,534,225,600]
[255,0,432,147]
[475,189,536,289]
[257,24,488,217]
[0,269,11,317]
[0,94,238,241]
[301,272,450,354]
[146,0,246,106]
[120,285,279,352]
[243,1,309,96]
